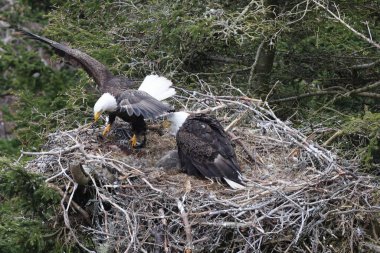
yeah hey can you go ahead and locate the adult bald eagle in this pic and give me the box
[93,75,175,147]
[21,29,175,147]
[166,112,245,189]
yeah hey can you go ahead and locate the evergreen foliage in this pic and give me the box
[0,26,95,152]
[0,2,91,252]
[0,159,75,252]
[341,111,380,173]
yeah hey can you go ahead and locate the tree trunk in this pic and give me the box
[250,0,279,92]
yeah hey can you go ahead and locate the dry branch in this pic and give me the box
[47,183,91,225]
[313,0,380,49]
[269,80,380,103]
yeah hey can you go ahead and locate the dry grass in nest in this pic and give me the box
[22,88,379,253]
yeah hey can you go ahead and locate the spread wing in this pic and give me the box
[176,114,244,187]
[20,29,113,88]
[117,90,173,119]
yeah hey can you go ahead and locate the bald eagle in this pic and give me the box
[21,29,175,147]
[93,75,175,147]
[167,112,245,189]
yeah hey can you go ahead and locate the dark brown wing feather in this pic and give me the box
[176,114,243,185]
[117,90,173,119]
[19,29,129,93]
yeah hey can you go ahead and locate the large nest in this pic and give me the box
[23,87,379,253]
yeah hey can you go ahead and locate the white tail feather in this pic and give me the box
[224,178,245,189]
[138,75,176,101]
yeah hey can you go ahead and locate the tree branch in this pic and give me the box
[270,80,380,103]
[347,80,380,96]
[313,0,380,49]
[269,90,340,103]
[350,59,380,70]
[48,183,91,225]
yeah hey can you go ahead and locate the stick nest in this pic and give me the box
[24,89,379,253]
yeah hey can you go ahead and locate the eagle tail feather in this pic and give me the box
[138,75,176,101]
[223,178,246,189]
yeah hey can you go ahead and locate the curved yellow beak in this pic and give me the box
[94,111,102,122]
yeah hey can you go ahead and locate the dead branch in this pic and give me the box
[346,80,380,96]
[360,242,380,252]
[60,182,95,253]
[313,0,380,49]
[323,129,344,146]
[177,198,193,252]
[269,81,380,103]
[48,183,91,225]
[269,90,340,103]
[228,131,263,166]
[350,59,380,70]
[22,144,81,156]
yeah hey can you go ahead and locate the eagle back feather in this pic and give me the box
[176,113,244,189]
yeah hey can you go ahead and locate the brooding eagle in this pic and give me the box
[166,112,245,189]
[21,29,175,147]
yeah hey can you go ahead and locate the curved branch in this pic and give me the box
[356,92,380,99]
[270,80,380,103]
[348,80,380,95]
[350,59,380,70]
[269,90,340,103]
[313,0,380,49]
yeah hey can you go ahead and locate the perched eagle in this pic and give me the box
[166,112,245,189]
[20,29,175,147]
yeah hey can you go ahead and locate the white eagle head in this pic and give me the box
[93,93,118,122]
[166,112,190,136]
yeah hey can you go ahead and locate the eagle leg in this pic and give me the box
[130,133,146,148]
[102,124,112,136]
[130,134,137,147]
[129,115,147,148]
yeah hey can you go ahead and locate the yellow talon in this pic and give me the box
[162,119,171,129]
[130,134,137,147]
[102,124,112,136]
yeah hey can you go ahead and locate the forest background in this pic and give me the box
[0,0,379,252]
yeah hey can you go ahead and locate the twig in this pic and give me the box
[48,183,91,224]
[360,242,380,252]
[177,198,193,252]
[346,80,380,96]
[323,129,344,146]
[269,80,380,103]
[228,132,263,166]
[22,144,81,156]
[142,177,163,193]
[159,208,169,252]
[225,110,248,132]
[60,182,95,253]
[269,90,340,103]
[350,59,380,70]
